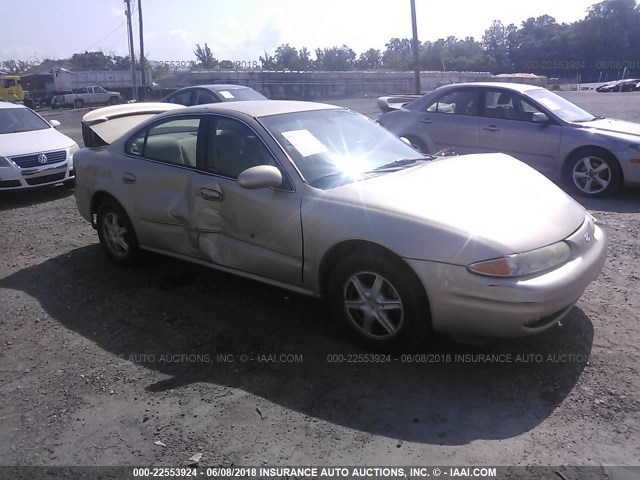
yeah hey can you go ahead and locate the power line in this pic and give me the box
[84,21,127,52]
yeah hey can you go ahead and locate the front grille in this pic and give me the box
[0,180,22,188]
[25,172,66,186]
[11,150,67,168]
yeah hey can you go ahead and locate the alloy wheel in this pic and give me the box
[343,271,404,339]
[102,212,129,258]
[572,155,611,195]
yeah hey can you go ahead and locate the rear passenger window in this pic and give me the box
[125,117,201,167]
[425,90,478,115]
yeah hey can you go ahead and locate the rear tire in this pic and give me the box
[328,252,430,351]
[96,201,140,266]
[74,99,84,109]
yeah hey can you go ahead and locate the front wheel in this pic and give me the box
[565,149,621,197]
[328,253,430,350]
[96,201,140,266]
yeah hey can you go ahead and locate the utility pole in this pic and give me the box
[124,0,137,100]
[410,0,421,94]
[138,0,146,98]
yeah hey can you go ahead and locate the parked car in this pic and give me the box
[46,89,73,109]
[75,100,606,350]
[0,102,78,190]
[161,84,267,106]
[51,86,122,109]
[378,82,640,197]
[596,79,640,92]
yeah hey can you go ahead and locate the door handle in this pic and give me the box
[483,125,499,132]
[122,172,136,184]
[420,118,433,124]
[200,188,223,201]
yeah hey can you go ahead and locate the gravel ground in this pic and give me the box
[0,92,638,469]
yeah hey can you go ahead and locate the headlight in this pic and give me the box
[468,241,571,278]
[69,144,80,156]
[0,156,12,167]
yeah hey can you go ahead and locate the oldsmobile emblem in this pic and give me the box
[37,154,48,164]
[584,232,591,243]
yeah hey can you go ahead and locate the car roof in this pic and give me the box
[182,100,341,118]
[175,84,257,92]
[0,101,26,110]
[438,82,546,93]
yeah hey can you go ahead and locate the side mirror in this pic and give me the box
[531,112,550,124]
[50,119,61,128]
[400,137,412,146]
[238,165,282,189]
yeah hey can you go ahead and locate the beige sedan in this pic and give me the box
[75,101,607,350]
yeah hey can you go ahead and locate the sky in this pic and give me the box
[1,0,599,65]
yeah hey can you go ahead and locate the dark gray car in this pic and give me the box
[161,84,267,106]
[379,82,640,197]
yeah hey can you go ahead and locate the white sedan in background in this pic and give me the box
[0,102,78,190]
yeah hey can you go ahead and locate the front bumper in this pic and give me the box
[618,147,640,187]
[406,217,607,337]
[0,158,74,191]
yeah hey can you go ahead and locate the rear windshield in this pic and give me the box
[0,108,50,134]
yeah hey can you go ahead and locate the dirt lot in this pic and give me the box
[0,92,639,469]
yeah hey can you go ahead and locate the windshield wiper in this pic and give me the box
[370,157,429,172]
[575,115,604,123]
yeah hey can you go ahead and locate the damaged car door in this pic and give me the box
[122,115,204,257]
[191,115,303,285]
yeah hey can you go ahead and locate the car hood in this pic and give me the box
[575,118,640,138]
[322,153,586,256]
[0,128,76,157]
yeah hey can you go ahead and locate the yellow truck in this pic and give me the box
[0,75,25,102]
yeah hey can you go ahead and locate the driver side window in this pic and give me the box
[206,117,276,179]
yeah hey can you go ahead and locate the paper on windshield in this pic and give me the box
[537,97,561,111]
[219,90,234,99]
[282,129,328,157]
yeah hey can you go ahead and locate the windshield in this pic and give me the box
[260,109,424,188]
[0,108,50,134]
[526,88,596,122]
[219,88,267,102]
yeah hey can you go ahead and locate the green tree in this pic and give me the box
[315,45,356,70]
[482,20,515,72]
[382,38,413,70]
[357,48,382,69]
[259,51,276,70]
[274,44,300,70]
[194,43,218,69]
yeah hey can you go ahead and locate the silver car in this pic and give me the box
[379,82,640,197]
[75,100,606,350]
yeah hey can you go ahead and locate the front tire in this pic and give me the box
[96,201,140,266]
[565,148,621,197]
[328,253,430,350]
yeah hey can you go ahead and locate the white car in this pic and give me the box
[0,102,78,190]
